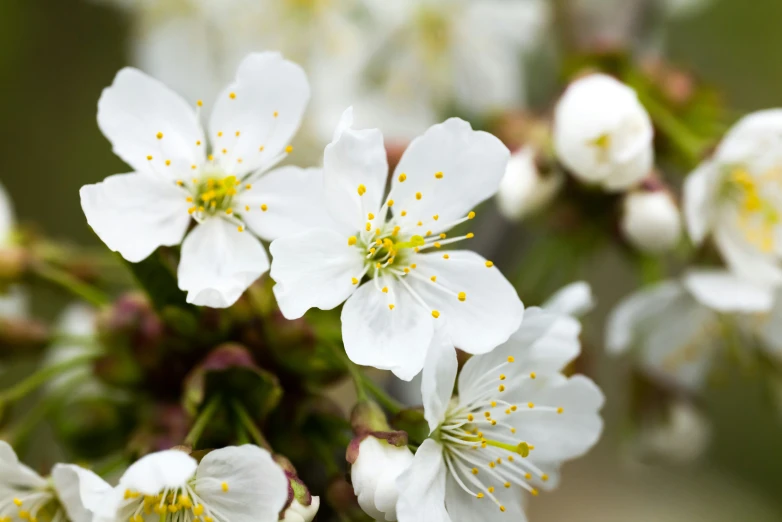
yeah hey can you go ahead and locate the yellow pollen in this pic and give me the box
[193,505,204,516]
[229,92,236,99]
[208,154,215,161]
[358,184,367,196]
[511,405,517,411]
[197,100,203,107]
[393,226,401,236]
[235,131,241,137]
[557,407,564,414]
[191,165,197,170]
[13,499,22,507]
[504,482,511,489]
[226,208,234,215]
[500,506,506,512]
[375,229,382,236]
[156,132,163,140]
[498,385,505,392]
[488,487,495,493]
[237,226,244,232]
[398,173,407,182]
[415,192,422,200]
[531,489,539,497]
[472,468,479,475]
[435,171,443,179]
[368,212,375,219]
[433,214,439,220]
[186,196,193,202]
[382,286,389,293]
[434,242,441,248]
[376,263,382,269]
[404,268,410,273]
[432,310,440,318]
[196,140,202,146]
[348,236,357,246]
[165,159,171,166]
[443,254,450,259]
[261,204,268,211]
[440,233,447,239]
[259,145,265,151]
[508,356,515,363]
[273,111,279,117]
[365,223,371,232]
[491,401,497,407]
[401,210,408,216]
[417,221,423,227]
[467,414,474,421]
[387,199,395,207]
[528,402,535,409]
[426,230,433,236]
[19,512,29,520]
[431,276,437,282]
[466,232,475,239]
[146,155,153,160]
[168,505,177,513]
[285,145,294,153]
[542,474,549,481]
[525,473,532,480]
[369,248,376,255]
[222,148,227,154]
[204,517,214,522]
[491,420,497,426]
[221,482,229,492]
[489,462,496,469]
[458,292,466,302]
[411,264,417,269]
[245,183,252,189]
[476,493,484,499]
[245,205,250,211]
[485,261,494,268]
[389,304,395,310]
[217,132,223,137]
[499,374,506,380]
[511,428,517,434]
[508,456,514,462]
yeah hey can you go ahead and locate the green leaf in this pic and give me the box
[122,249,193,313]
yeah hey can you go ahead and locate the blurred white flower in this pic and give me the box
[606,269,774,390]
[542,281,595,318]
[80,52,333,308]
[396,308,603,522]
[684,109,782,285]
[351,436,414,521]
[0,182,27,320]
[664,0,715,18]
[281,497,320,522]
[82,446,288,522]
[496,147,563,222]
[270,108,523,380]
[620,190,682,253]
[353,0,550,140]
[635,400,712,463]
[554,74,654,191]
[0,440,100,522]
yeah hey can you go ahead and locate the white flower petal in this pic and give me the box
[178,218,269,308]
[323,113,388,231]
[209,52,309,177]
[605,281,685,355]
[422,330,458,433]
[444,474,527,522]
[458,307,581,406]
[270,229,364,320]
[237,167,336,241]
[196,445,288,522]
[119,450,197,496]
[341,275,434,381]
[97,67,205,178]
[504,374,604,462]
[408,251,523,355]
[683,269,774,313]
[396,439,451,522]
[51,464,111,522]
[713,223,782,285]
[0,441,47,489]
[683,161,718,244]
[0,181,14,245]
[281,497,320,522]
[389,118,510,224]
[352,437,414,522]
[542,281,594,317]
[80,172,191,262]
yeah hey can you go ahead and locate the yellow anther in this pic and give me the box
[392,226,401,236]
[376,239,383,246]
[382,286,389,293]
[204,517,214,522]
[191,165,197,170]
[508,456,514,462]
[411,264,417,269]
[404,268,410,273]
[415,192,422,200]
[557,407,564,414]
[348,236,358,246]
[245,205,250,211]
[351,277,359,285]
[221,482,229,492]
[401,210,408,216]
[19,511,29,520]
[530,372,537,379]
[489,462,496,469]
[434,242,441,248]
[498,385,505,392]
[528,402,534,409]
[259,145,265,151]
[221,148,227,154]
[432,310,440,318]
[368,212,375,220]
[458,292,466,302]
[376,263,382,269]
[193,505,204,516]
[426,230,433,236]
[476,493,484,499]
[506,409,511,415]
[525,473,532,480]
[146,155,153,161]
[531,489,539,497]
[229,92,236,99]
[466,232,475,239]
[504,482,511,488]
[225,208,233,215]
[433,214,439,221]
[285,145,293,153]
[491,420,497,426]
[208,154,215,161]
[491,401,497,408]
[369,248,377,255]
[499,374,506,381]
[508,356,515,363]
[542,474,549,482]
[484,411,491,418]
[387,199,395,207]
[485,260,494,268]
[261,204,268,211]
[488,487,495,493]
[511,428,517,434]
[398,173,407,182]
[358,184,367,196]
[235,131,241,137]
[435,171,443,179]
[156,132,163,140]
[511,405,517,412]
[13,499,22,507]
[472,468,479,475]
[197,100,203,107]
[217,132,223,137]
[237,226,244,232]
[164,159,171,166]
[467,414,474,421]
[273,111,279,117]
[168,505,178,514]
[417,221,423,227]
[389,304,395,310]
[365,223,372,232]
[439,233,447,239]
[245,183,252,189]
[443,254,450,259]
[196,140,202,146]
[500,506,506,512]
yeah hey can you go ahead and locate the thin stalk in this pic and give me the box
[361,375,404,416]
[327,343,369,402]
[184,395,220,448]
[232,399,271,450]
[33,264,108,307]
[0,354,98,406]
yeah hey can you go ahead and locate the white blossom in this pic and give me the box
[281,497,320,522]
[270,108,523,380]
[606,269,774,390]
[620,190,682,253]
[0,183,27,320]
[351,436,414,521]
[81,446,287,522]
[80,52,332,308]
[0,440,100,522]
[554,74,654,191]
[395,307,604,522]
[684,109,782,285]
[496,147,562,222]
[635,400,712,463]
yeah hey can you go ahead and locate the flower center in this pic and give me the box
[123,480,231,522]
[2,490,59,522]
[722,166,781,253]
[434,357,564,513]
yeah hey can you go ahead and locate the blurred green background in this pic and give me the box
[2,0,782,519]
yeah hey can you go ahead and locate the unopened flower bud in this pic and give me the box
[350,435,414,522]
[497,146,562,221]
[621,189,682,253]
[554,74,654,191]
[282,473,320,522]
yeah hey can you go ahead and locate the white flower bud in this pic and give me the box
[554,74,654,191]
[281,497,320,522]
[496,146,563,221]
[351,436,414,521]
[621,190,682,253]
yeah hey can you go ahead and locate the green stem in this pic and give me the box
[328,343,369,402]
[362,375,404,416]
[640,93,706,167]
[0,354,98,406]
[184,395,220,448]
[33,264,108,307]
[232,400,271,450]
